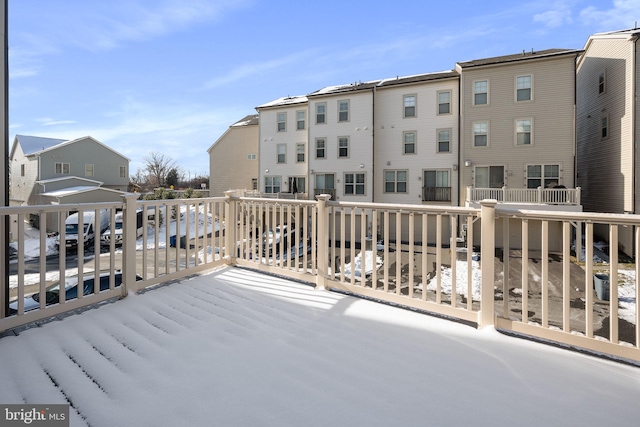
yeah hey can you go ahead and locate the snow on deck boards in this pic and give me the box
[0,267,639,427]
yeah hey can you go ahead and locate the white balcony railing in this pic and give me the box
[466,186,581,205]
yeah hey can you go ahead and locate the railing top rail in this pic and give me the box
[137,196,227,207]
[496,205,640,225]
[327,200,478,215]
[236,196,318,207]
[0,200,124,215]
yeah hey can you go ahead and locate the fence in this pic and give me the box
[466,186,581,205]
[1,192,639,363]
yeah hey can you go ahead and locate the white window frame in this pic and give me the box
[437,91,451,115]
[515,118,533,146]
[338,100,350,122]
[316,102,326,124]
[296,110,306,130]
[422,169,451,202]
[119,165,127,178]
[264,176,281,193]
[384,170,408,193]
[85,164,94,177]
[296,143,305,163]
[473,79,488,106]
[403,131,416,155]
[21,164,25,176]
[315,138,326,159]
[516,75,532,102]
[277,112,286,132]
[344,172,365,195]
[598,70,606,95]
[601,114,609,140]
[338,136,349,158]
[526,164,561,189]
[55,162,70,174]
[277,144,286,163]
[473,121,489,147]
[437,128,451,153]
[246,154,257,160]
[403,94,416,118]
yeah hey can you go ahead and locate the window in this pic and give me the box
[264,176,281,193]
[338,100,349,122]
[516,75,532,101]
[473,80,488,105]
[437,129,450,153]
[277,144,286,163]
[20,164,25,176]
[119,166,127,178]
[404,94,416,117]
[296,110,305,130]
[344,172,365,195]
[403,131,416,154]
[296,143,305,163]
[598,71,606,95]
[289,176,306,193]
[438,91,451,114]
[315,138,326,159]
[526,164,560,188]
[473,122,488,147]
[246,154,257,160]
[55,162,70,174]
[277,112,286,132]
[252,178,258,190]
[601,115,609,139]
[85,164,94,177]
[516,119,532,145]
[338,137,349,158]
[384,170,407,193]
[423,170,450,201]
[475,166,504,188]
[315,173,335,190]
[316,103,326,124]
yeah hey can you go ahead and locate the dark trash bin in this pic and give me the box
[593,273,610,301]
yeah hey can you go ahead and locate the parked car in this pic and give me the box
[261,225,294,255]
[9,271,142,315]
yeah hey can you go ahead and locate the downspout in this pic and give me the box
[457,71,463,207]
[371,85,376,202]
[632,34,638,216]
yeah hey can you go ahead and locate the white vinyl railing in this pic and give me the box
[467,186,581,205]
[2,192,639,364]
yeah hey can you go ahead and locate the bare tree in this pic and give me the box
[144,152,176,188]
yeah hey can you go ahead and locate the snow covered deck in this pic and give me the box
[1,266,639,427]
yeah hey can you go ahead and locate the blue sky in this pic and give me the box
[8,0,640,179]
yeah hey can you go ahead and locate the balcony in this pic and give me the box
[422,186,451,202]
[466,186,581,207]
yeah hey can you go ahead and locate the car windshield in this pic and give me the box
[65,224,79,234]
[32,279,77,303]
[115,222,123,230]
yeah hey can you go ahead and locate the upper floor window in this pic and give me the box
[344,172,365,195]
[601,115,609,139]
[296,143,305,163]
[119,166,127,178]
[277,112,286,132]
[526,164,560,189]
[338,137,349,158]
[55,162,70,174]
[316,103,326,124]
[404,94,416,118]
[246,154,257,160]
[516,119,532,145]
[473,80,488,105]
[598,71,606,95]
[338,100,349,122]
[277,144,286,163]
[437,129,450,153]
[473,121,488,147]
[437,91,451,114]
[384,170,407,193]
[296,110,306,130]
[315,138,326,159]
[403,131,416,154]
[84,164,94,177]
[264,176,281,193]
[20,164,25,176]
[516,75,532,101]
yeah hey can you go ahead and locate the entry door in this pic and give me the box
[475,166,504,188]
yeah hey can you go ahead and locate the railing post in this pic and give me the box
[576,186,581,205]
[316,194,331,290]
[466,186,472,204]
[537,186,543,203]
[501,186,506,202]
[122,193,139,295]
[224,191,238,265]
[480,199,497,328]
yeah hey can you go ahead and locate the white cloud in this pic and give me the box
[533,7,574,28]
[579,0,640,30]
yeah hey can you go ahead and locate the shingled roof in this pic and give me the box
[456,48,582,69]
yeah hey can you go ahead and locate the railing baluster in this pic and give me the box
[610,224,619,344]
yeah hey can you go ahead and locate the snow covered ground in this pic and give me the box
[0,267,638,427]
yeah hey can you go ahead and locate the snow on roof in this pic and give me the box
[0,267,638,426]
[231,114,259,127]
[256,95,308,109]
[40,186,125,197]
[15,134,67,155]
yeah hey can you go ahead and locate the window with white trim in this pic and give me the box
[264,176,281,193]
[438,91,451,114]
[475,166,503,188]
[296,143,305,163]
[473,80,488,105]
[55,162,70,174]
[246,154,257,160]
[338,137,349,158]
[437,129,450,153]
[516,119,532,145]
[296,110,305,130]
[384,170,407,193]
[277,144,286,163]
[316,103,326,124]
[601,115,609,139]
[338,100,349,122]
[526,164,560,189]
[315,138,326,159]
[403,131,416,154]
[423,170,450,201]
[404,94,416,117]
[344,172,365,195]
[119,165,127,178]
[473,121,488,147]
[516,75,532,101]
[598,71,606,95]
[84,164,94,177]
[277,112,286,132]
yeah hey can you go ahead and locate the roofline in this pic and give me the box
[455,49,583,71]
[31,135,131,162]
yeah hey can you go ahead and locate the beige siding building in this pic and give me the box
[207,115,259,196]
[456,49,582,207]
[576,28,640,253]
